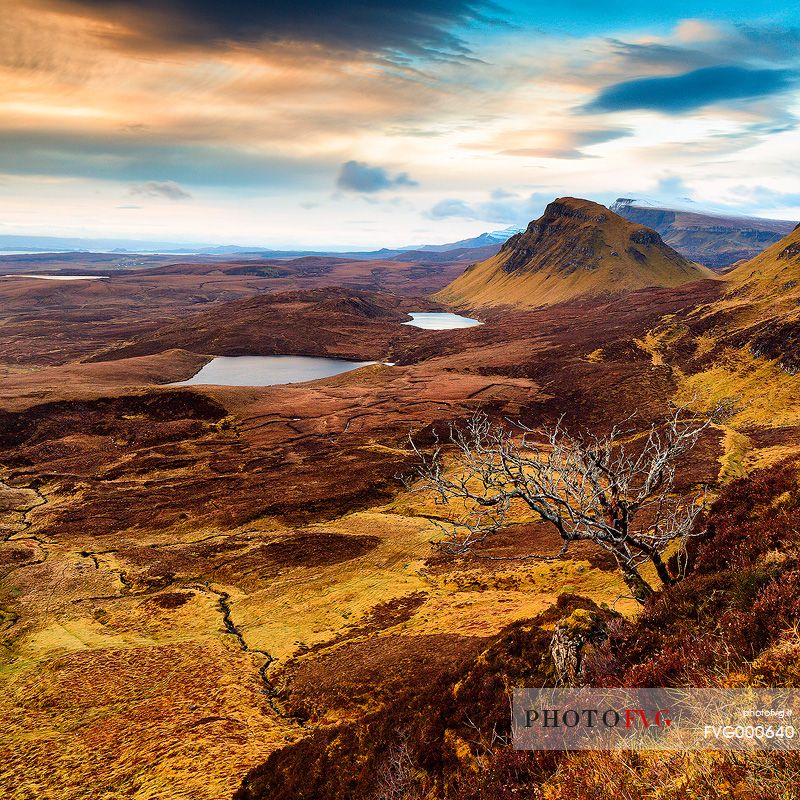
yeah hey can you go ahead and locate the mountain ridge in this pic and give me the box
[611,198,797,269]
[436,197,715,308]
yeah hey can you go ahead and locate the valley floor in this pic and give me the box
[0,269,798,799]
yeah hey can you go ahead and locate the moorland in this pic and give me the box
[1,198,798,800]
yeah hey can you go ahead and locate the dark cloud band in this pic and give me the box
[51,0,499,55]
[584,65,797,114]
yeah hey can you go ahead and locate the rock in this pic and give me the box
[550,608,608,687]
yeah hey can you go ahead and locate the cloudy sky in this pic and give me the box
[1,0,799,248]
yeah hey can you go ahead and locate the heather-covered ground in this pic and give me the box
[0,254,798,799]
[234,462,800,800]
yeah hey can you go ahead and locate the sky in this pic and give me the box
[1,0,799,249]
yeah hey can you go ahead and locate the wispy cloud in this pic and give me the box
[130,180,191,200]
[1,3,799,245]
[607,22,800,72]
[0,129,333,187]
[336,161,417,193]
[499,127,632,159]
[427,190,551,224]
[729,185,800,209]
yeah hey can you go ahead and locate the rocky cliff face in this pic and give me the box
[611,198,796,269]
[437,197,713,308]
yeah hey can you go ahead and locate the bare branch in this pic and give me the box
[409,405,724,603]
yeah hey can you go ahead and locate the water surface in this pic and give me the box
[402,312,481,330]
[170,355,378,387]
[2,274,104,281]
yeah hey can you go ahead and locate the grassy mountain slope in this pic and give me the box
[727,222,800,303]
[235,464,800,800]
[437,198,714,309]
[712,223,800,375]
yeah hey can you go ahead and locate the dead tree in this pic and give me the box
[411,404,730,603]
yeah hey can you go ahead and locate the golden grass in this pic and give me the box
[1,466,644,799]
[437,248,712,308]
[677,348,800,429]
[540,749,800,800]
[633,331,666,367]
[718,426,754,483]
[584,348,605,363]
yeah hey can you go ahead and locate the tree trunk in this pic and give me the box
[616,557,654,604]
[626,537,676,590]
[649,550,675,587]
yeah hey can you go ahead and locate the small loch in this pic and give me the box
[169,355,380,387]
[402,312,481,330]
[2,274,105,281]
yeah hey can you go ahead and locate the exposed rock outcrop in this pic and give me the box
[550,607,609,686]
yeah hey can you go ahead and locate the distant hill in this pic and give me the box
[0,234,217,253]
[386,244,501,264]
[402,227,521,253]
[610,198,796,269]
[436,197,714,308]
[91,287,432,363]
[0,228,517,260]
